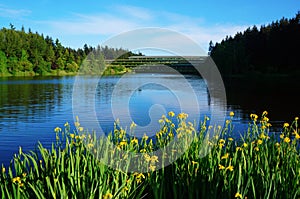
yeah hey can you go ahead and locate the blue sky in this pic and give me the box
[0,0,299,54]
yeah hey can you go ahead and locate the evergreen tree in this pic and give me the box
[0,50,8,73]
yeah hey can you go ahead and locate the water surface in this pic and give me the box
[0,74,299,166]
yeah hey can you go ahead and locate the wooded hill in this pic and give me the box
[0,25,137,76]
[209,12,300,77]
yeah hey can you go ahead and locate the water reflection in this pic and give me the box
[0,74,298,167]
[225,76,300,129]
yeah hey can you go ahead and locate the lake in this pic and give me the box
[0,73,299,167]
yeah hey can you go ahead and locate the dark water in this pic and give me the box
[0,74,299,166]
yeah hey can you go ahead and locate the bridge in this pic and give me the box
[106,56,207,74]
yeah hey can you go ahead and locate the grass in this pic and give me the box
[1,112,299,198]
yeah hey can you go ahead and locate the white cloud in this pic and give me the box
[167,23,249,50]
[47,13,139,35]
[0,4,31,18]
[113,5,153,21]
[42,4,249,51]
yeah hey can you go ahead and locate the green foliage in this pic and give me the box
[1,112,299,198]
[210,12,300,76]
[0,50,8,73]
[0,26,138,76]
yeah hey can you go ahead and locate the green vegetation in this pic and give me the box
[0,25,138,77]
[1,112,299,198]
[209,12,300,77]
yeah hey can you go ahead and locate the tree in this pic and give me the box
[0,50,8,73]
[208,41,214,55]
[19,49,33,72]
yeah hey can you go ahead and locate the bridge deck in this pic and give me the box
[106,56,208,74]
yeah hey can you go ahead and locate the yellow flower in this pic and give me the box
[235,192,243,198]
[103,192,113,199]
[218,164,225,170]
[142,134,148,141]
[229,111,234,117]
[295,117,299,121]
[144,154,151,162]
[243,143,248,148]
[80,134,86,139]
[177,113,188,119]
[191,161,198,165]
[78,127,84,132]
[130,122,137,129]
[151,155,159,163]
[12,177,21,183]
[149,165,156,172]
[262,111,268,116]
[218,143,225,148]
[2,167,5,173]
[221,153,229,159]
[87,143,94,148]
[165,118,171,123]
[250,114,258,121]
[283,123,289,128]
[295,133,300,140]
[262,116,269,122]
[74,121,80,127]
[70,134,75,139]
[168,111,175,117]
[259,133,267,139]
[140,149,147,153]
[280,134,284,139]
[226,165,234,171]
[131,138,138,145]
[283,137,290,143]
[64,122,69,127]
[22,173,27,177]
[275,142,280,147]
[236,147,242,151]
[54,127,62,133]
[118,140,127,148]
[219,139,226,144]
[122,186,129,192]
[228,137,234,141]
[254,147,259,151]
[156,132,162,139]
[257,139,263,145]
[158,119,164,124]
[134,173,145,184]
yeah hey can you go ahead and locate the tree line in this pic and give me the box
[209,12,300,77]
[0,25,137,76]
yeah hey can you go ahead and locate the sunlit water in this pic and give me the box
[0,73,298,166]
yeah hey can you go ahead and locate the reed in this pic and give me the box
[1,112,299,198]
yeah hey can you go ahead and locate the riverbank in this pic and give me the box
[0,65,133,77]
[1,112,299,198]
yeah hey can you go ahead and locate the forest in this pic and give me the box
[209,12,300,77]
[2,11,300,77]
[0,24,137,76]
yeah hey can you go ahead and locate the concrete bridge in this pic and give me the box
[106,56,208,74]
